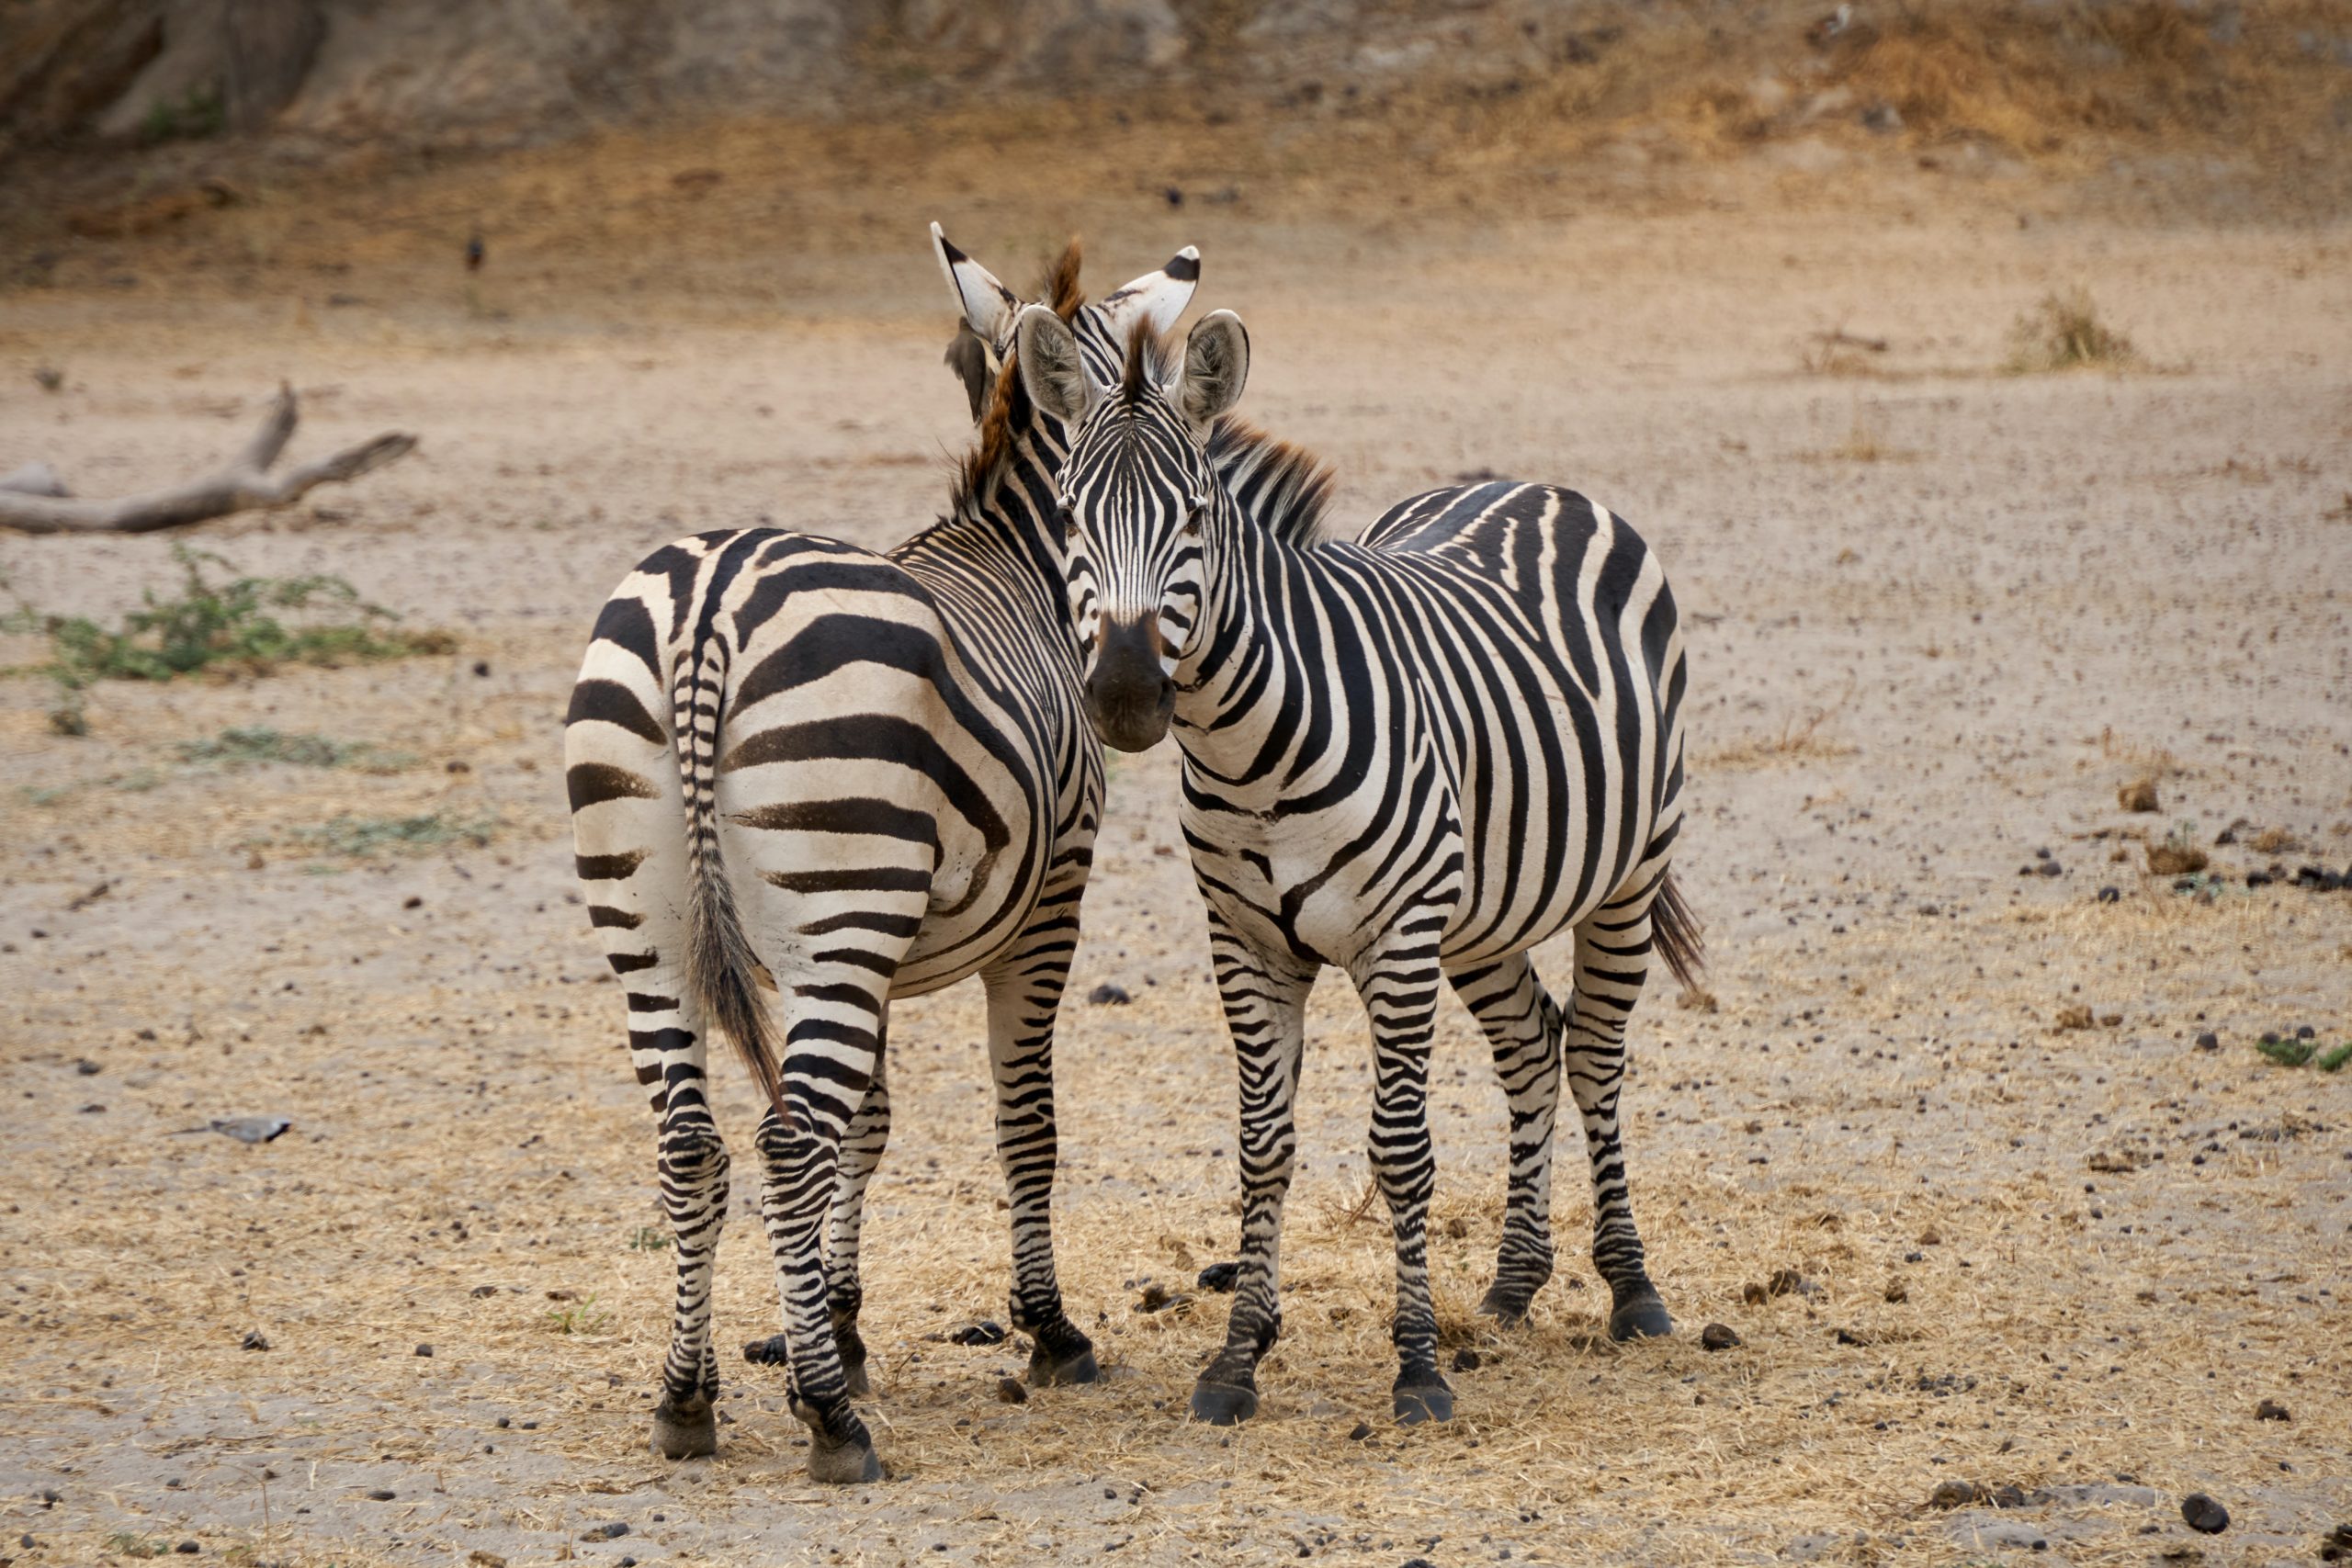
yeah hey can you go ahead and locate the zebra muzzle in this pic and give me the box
[1086,617,1173,752]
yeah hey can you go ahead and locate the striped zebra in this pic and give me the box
[562,231,1215,1483]
[1010,307,1703,1427]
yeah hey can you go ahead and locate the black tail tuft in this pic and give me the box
[1650,867,1706,991]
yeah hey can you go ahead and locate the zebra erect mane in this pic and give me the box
[948,241,1087,514]
[1205,416,1338,549]
[1115,316,1338,549]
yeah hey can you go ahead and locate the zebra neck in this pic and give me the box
[907,433,1069,624]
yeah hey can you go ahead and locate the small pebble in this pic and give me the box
[414,1343,434,1358]
[1700,1323,1741,1351]
[241,1330,270,1351]
[2097,886,2120,903]
[1451,1348,1482,1371]
[580,1521,629,1540]
[2181,1493,2229,1534]
[1348,1420,1373,1440]
[2255,1398,2290,1421]
[2195,1032,2219,1051]
[1088,983,1132,1006]
[496,1416,511,1428]
[175,1542,199,1555]
[997,1376,1028,1404]
[1929,1480,1979,1508]
[368,1488,395,1501]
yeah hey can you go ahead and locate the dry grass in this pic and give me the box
[1699,686,1860,768]
[2006,288,2140,373]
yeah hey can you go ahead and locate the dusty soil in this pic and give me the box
[3,121,2349,1568]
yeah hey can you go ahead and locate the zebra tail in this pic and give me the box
[675,636,797,1134]
[1649,866,1706,991]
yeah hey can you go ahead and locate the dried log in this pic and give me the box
[0,383,414,535]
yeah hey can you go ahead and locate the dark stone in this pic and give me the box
[2097,886,2120,902]
[472,660,492,677]
[1700,1322,1742,1350]
[1451,1348,1482,1371]
[996,1376,1027,1404]
[175,1542,199,1554]
[2195,1032,2220,1051]
[1088,983,1132,1006]
[2037,859,2064,877]
[368,1489,395,1501]
[1164,186,1184,207]
[241,1330,270,1351]
[2181,1493,2229,1533]
[1196,1261,1239,1292]
[1766,1268,1809,1297]
[414,1343,433,1358]
[75,1058,101,1075]
[581,1522,629,1540]
[948,1321,1007,1346]
[2255,1398,2290,1421]
[1929,1480,1980,1508]
[1348,1420,1374,1440]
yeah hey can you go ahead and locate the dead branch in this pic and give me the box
[0,384,415,535]
[1810,329,1890,354]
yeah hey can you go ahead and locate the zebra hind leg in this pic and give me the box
[823,1028,891,1399]
[1448,954,1560,1325]
[1561,893,1673,1342]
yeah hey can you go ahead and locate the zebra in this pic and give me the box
[1008,306,1704,1427]
[561,230,1204,1483]
[563,230,1342,1483]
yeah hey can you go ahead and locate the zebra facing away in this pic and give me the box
[1011,306,1703,1427]
[563,231,1208,1483]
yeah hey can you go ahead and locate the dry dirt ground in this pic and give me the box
[2,133,2349,1568]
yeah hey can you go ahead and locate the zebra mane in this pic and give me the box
[1121,319,1334,548]
[1206,415,1338,549]
[950,240,1086,513]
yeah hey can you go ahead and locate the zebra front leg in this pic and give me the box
[1562,902,1673,1341]
[1192,924,1313,1426]
[1448,953,1561,1325]
[1355,943,1452,1424]
[823,1021,889,1400]
[982,916,1098,1387]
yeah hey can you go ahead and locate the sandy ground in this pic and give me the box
[3,152,2350,1568]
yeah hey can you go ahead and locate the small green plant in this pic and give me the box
[2258,1032,2351,1071]
[5,549,453,733]
[545,1293,614,1336]
[176,727,413,773]
[290,811,495,860]
[105,1532,168,1559]
[2007,288,2137,373]
[139,82,225,144]
[628,1226,670,1252]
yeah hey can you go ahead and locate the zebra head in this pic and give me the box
[1012,304,1252,751]
[930,223,1202,418]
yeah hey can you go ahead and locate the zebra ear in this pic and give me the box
[1014,305,1100,426]
[1097,244,1200,338]
[1177,310,1250,431]
[932,221,1021,354]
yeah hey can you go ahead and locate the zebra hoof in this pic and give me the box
[1607,1285,1674,1342]
[1190,1377,1260,1426]
[806,1434,883,1485]
[1392,1373,1454,1426]
[1028,1343,1100,1387]
[1476,1281,1538,1327]
[650,1397,718,1460]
